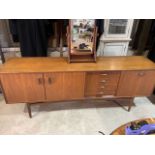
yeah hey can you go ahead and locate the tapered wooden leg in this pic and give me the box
[112,98,134,112]
[128,98,133,112]
[27,103,32,118]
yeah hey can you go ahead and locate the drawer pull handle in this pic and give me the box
[48,77,52,84]
[38,78,42,84]
[100,73,108,76]
[100,80,106,83]
[100,86,105,89]
[98,92,104,94]
[138,72,145,76]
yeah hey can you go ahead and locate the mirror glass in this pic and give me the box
[70,19,95,53]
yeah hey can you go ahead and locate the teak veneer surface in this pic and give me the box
[0,56,155,73]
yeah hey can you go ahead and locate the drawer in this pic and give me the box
[97,72,120,93]
[97,84,118,91]
[96,71,120,78]
[87,71,120,80]
[96,90,116,97]
[85,71,121,97]
[98,78,118,86]
[99,72,120,84]
[96,85,117,97]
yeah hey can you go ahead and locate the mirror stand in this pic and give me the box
[67,19,97,63]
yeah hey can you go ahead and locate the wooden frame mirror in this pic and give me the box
[67,19,97,63]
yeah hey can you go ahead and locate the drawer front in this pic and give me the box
[85,71,121,97]
[96,90,116,97]
[95,71,120,86]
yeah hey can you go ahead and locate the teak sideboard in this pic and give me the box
[0,56,155,118]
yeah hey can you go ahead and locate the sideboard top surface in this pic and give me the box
[0,56,155,73]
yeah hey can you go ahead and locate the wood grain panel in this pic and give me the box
[117,70,155,97]
[85,72,99,97]
[85,71,120,97]
[63,72,85,100]
[44,73,63,101]
[1,56,155,73]
[1,73,45,103]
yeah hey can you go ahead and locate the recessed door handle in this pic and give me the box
[38,78,43,84]
[48,77,52,84]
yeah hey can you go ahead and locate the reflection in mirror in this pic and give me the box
[71,19,95,53]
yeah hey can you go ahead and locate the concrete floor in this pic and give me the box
[0,94,155,135]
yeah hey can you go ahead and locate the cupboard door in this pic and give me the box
[44,73,63,101]
[1,73,45,103]
[103,42,128,56]
[85,72,99,97]
[63,72,85,100]
[104,19,133,38]
[116,71,155,97]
